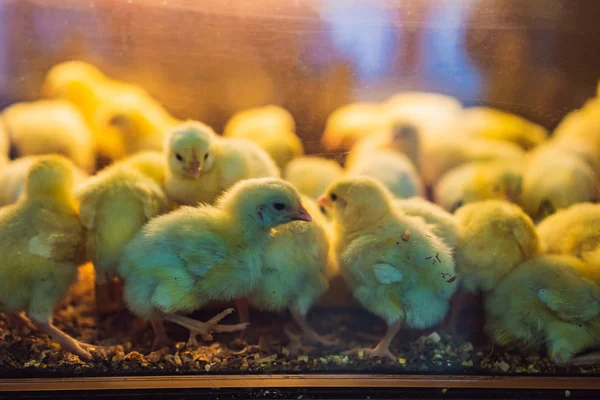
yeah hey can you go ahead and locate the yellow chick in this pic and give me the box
[393,197,459,248]
[553,99,600,155]
[75,151,170,314]
[318,177,457,360]
[164,121,280,206]
[461,107,548,150]
[485,255,600,365]
[434,160,523,213]
[321,102,384,151]
[347,150,424,199]
[284,156,344,200]
[0,156,88,207]
[0,116,8,158]
[537,202,600,265]
[244,196,334,346]
[2,100,95,172]
[0,155,94,360]
[223,105,303,169]
[521,145,596,221]
[118,178,312,347]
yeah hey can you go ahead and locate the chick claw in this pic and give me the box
[343,346,397,362]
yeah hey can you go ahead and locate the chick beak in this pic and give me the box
[288,204,312,222]
[316,195,330,208]
[188,159,202,179]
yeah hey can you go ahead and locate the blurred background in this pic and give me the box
[1,0,600,142]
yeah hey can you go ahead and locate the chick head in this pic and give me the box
[217,177,312,229]
[318,176,392,229]
[42,60,105,97]
[124,151,166,184]
[166,121,216,179]
[25,155,75,198]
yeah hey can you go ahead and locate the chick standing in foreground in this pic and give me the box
[318,177,457,360]
[0,156,95,360]
[165,121,280,206]
[485,255,600,365]
[118,178,312,348]
[284,156,344,200]
[75,152,170,314]
[321,103,384,151]
[224,105,304,169]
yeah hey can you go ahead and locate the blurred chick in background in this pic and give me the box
[448,201,540,333]
[553,98,600,155]
[521,145,596,222]
[118,178,312,348]
[0,116,8,158]
[284,156,344,200]
[434,160,523,213]
[485,255,600,365]
[347,150,424,199]
[462,107,548,150]
[319,177,457,360]
[2,100,96,173]
[43,60,179,161]
[165,121,280,206]
[0,156,95,360]
[224,105,304,169]
[0,156,88,207]
[76,151,170,315]
[321,102,384,151]
[537,203,600,266]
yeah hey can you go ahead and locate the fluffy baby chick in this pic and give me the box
[485,255,600,365]
[393,197,459,248]
[165,121,280,206]
[434,160,523,213]
[245,196,333,346]
[118,178,312,348]
[0,156,88,207]
[284,156,344,200]
[537,203,600,265]
[75,151,170,314]
[553,99,600,154]
[462,107,548,150]
[2,100,95,172]
[0,155,95,360]
[223,105,303,169]
[0,116,8,158]
[521,145,596,222]
[321,102,384,151]
[347,150,424,199]
[318,176,457,360]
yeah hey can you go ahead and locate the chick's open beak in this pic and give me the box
[288,204,312,222]
[316,195,330,208]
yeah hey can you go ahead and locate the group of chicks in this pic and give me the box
[1,61,600,368]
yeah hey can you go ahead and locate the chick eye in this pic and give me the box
[273,202,286,211]
[330,193,338,201]
[175,153,183,161]
[204,153,209,160]
[450,200,463,213]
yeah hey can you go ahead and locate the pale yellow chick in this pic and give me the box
[224,105,303,169]
[462,107,548,150]
[318,176,458,360]
[284,156,344,200]
[434,160,524,213]
[552,99,600,155]
[485,255,600,364]
[321,102,384,151]
[75,151,170,313]
[165,121,280,206]
[2,100,95,172]
[0,155,95,360]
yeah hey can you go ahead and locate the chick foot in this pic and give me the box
[290,309,336,347]
[3,312,38,332]
[161,308,249,347]
[151,320,172,350]
[343,321,402,362]
[36,322,96,361]
[568,352,600,366]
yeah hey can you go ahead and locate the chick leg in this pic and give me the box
[34,321,94,361]
[290,309,336,346]
[160,308,249,347]
[235,298,250,324]
[569,352,600,366]
[441,289,469,335]
[151,320,171,350]
[344,321,401,361]
[3,312,38,332]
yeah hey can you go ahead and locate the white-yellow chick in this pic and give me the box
[347,150,424,199]
[318,176,457,359]
[164,121,280,206]
[393,197,459,248]
[321,102,384,151]
[75,151,170,313]
[284,156,344,200]
[434,160,524,213]
[521,145,596,221]
[2,100,95,172]
[223,105,303,169]
[0,116,8,158]
[485,255,600,364]
[537,202,600,265]
[0,156,88,207]
[462,107,549,150]
[0,155,94,360]
[118,178,312,347]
